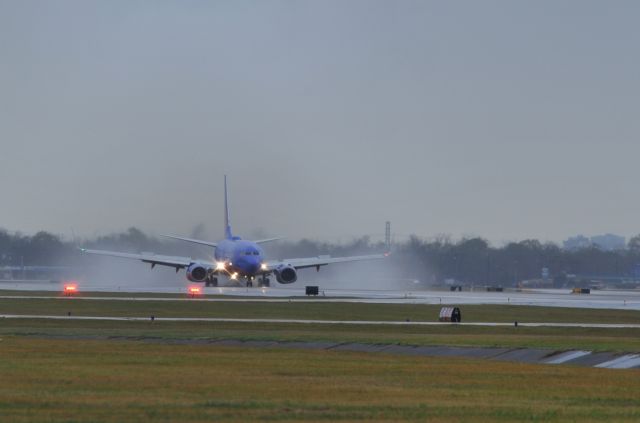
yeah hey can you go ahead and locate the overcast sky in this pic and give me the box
[1,1,638,245]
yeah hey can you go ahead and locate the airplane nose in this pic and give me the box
[243,257,260,273]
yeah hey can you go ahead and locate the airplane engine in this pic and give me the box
[186,264,209,282]
[274,265,297,284]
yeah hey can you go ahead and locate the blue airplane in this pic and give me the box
[82,176,387,287]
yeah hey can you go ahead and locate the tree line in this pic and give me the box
[1,227,639,287]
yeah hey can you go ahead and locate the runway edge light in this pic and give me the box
[63,282,78,296]
[188,285,202,297]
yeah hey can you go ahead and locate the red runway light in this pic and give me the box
[63,283,78,295]
[188,286,202,297]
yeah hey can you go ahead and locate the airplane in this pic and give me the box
[81,176,388,287]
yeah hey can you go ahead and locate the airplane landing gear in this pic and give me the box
[205,276,218,287]
[259,276,270,287]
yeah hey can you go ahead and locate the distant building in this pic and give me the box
[563,234,626,251]
[563,235,591,251]
[590,234,626,251]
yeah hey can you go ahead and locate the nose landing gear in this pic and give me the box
[205,275,218,287]
[259,275,270,288]
[238,275,270,288]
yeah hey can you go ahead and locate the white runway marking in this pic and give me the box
[544,350,591,364]
[595,354,640,369]
[2,314,640,328]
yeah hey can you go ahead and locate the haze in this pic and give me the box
[1,1,638,244]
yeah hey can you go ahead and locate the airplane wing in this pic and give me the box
[160,235,217,248]
[264,253,388,271]
[80,248,195,269]
[252,237,285,244]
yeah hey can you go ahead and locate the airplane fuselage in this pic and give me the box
[214,238,265,278]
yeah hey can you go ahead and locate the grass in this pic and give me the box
[1,296,640,351]
[2,318,640,352]
[0,337,639,422]
[0,289,188,298]
[1,297,640,323]
[2,294,640,421]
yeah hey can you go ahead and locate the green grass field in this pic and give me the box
[2,318,640,352]
[2,295,640,323]
[2,295,640,351]
[0,337,639,422]
[1,292,640,421]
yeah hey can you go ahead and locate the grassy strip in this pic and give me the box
[2,318,640,352]
[1,297,640,323]
[0,289,188,298]
[0,337,639,422]
[2,298,640,351]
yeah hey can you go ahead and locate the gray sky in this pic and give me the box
[1,1,639,245]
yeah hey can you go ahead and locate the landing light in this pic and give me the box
[230,272,238,280]
[215,261,226,270]
[260,263,268,271]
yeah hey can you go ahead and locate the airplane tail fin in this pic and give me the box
[224,175,233,239]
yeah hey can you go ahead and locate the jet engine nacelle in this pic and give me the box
[274,264,297,284]
[186,263,209,282]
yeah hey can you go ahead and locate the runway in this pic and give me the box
[2,281,640,310]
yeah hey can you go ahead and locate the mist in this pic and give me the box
[3,226,640,291]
